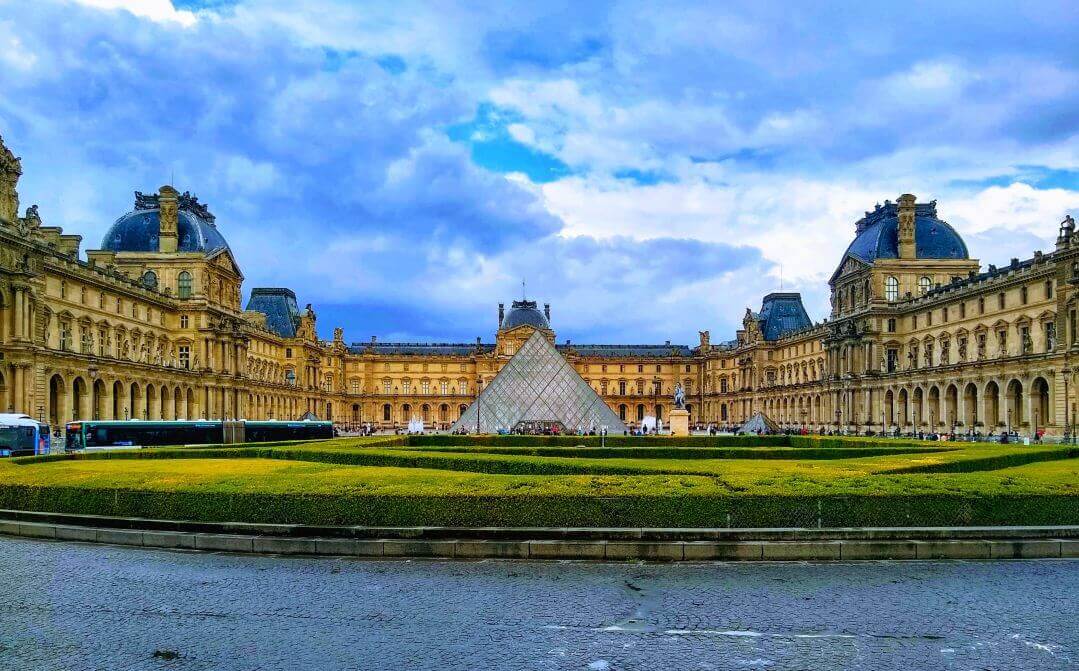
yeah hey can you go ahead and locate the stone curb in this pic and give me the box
[1,520,1076,561]
[2,510,1077,542]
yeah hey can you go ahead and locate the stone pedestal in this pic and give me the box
[669,408,690,436]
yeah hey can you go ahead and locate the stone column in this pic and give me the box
[12,364,24,414]
[13,287,23,340]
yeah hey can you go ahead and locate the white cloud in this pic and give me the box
[71,0,197,26]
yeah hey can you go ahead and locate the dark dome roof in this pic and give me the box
[101,191,228,255]
[501,300,549,330]
[842,200,968,266]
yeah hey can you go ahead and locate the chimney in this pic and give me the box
[498,302,504,327]
[158,185,179,253]
[544,303,550,323]
[897,193,916,259]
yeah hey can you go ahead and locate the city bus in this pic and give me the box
[243,421,334,442]
[64,419,333,450]
[0,414,52,457]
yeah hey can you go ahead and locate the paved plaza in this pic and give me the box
[0,536,1075,670]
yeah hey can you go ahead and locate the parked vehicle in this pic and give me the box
[64,420,333,450]
[0,414,51,457]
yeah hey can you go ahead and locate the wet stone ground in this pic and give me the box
[0,536,1075,670]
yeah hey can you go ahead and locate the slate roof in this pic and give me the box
[839,200,968,273]
[559,344,695,358]
[102,191,229,255]
[756,293,812,341]
[347,343,496,356]
[245,288,300,338]
[501,300,549,330]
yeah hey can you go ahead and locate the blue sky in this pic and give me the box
[1,0,1077,344]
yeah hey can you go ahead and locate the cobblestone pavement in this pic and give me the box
[0,537,1075,670]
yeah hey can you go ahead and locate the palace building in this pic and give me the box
[1,134,1076,435]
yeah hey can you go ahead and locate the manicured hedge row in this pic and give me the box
[885,446,1079,474]
[0,483,1075,528]
[13,448,680,476]
[13,443,949,475]
[385,445,951,461]
[405,434,790,448]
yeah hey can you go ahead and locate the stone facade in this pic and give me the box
[1,134,1075,436]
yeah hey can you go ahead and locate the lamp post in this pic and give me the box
[88,365,99,420]
[1065,369,1072,444]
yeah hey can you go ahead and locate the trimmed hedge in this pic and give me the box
[885,446,1079,474]
[405,434,789,448]
[382,445,953,461]
[0,483,1075,528]
[14,443,953,476]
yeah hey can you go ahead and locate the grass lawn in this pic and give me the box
[0,435,1075,528]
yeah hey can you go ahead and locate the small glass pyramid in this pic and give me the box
[452,331,627,434]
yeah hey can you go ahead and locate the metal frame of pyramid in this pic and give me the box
[451,331,627,434]
[739,411,780,435]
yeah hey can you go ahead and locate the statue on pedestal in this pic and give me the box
[673,382,686,410]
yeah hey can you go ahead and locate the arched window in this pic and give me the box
[918,276,931,295]
[885,276,899,302]
[177,271,193,299]
[141,270,158,290]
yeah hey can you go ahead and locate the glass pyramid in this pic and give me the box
[452,331,627,434]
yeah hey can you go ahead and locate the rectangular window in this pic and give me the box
[886,348,898,373]
[637,364,643,373]
[998,292,1005,310]
[1046,322,1056,352]
[285,348,292,358]
[942,307,948,323]
[1020,326,1031,353]
[60,323,71,351]
[926,311,932,326]
[960,302,966,318]
[887,318,896,333]
[912,315,918,329]
[440,381,448,395]
[179,345,190,369]
[383,380,391,394]
[1021,287,1028,305]
[180,315,189,329]
[1047,280,1055,299]
[978,297,985,314]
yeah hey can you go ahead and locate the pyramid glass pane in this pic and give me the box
[452,331,627,434]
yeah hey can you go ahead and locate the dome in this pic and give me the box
[101,190,229,255]
[501,299,550,330]
[842,199,968,265]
